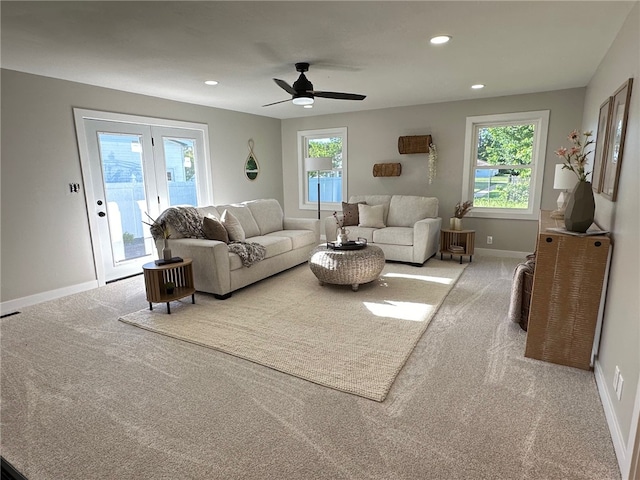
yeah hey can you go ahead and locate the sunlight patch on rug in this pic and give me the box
[119,259,467,401]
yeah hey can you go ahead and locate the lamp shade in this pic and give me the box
[554,164,578,190]
[305,157,333,172]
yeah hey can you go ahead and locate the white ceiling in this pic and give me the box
[1,1,635,120]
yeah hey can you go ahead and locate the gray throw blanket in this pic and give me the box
[228,241,266,267]
[150,206,204,240]
[508,254,536,323]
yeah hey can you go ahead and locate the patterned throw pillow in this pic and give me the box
[202,215,229,243]
[221,210,245,242]
[342,201,364,226]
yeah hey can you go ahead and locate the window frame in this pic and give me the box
[297,127,348,212]
[461,110,550,220]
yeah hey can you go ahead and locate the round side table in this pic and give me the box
[142,258,196,314]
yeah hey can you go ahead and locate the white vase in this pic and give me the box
[162,238,172,261]
[451,218,463,231]
[337,227,349,244]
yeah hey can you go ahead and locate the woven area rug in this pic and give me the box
[119,259,467,401]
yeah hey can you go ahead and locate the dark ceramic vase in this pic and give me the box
[564,181,595,233]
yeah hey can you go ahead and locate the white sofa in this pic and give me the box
[157,199,320,299]
[324,195,442,265]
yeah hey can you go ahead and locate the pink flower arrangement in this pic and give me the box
[555,129,594,182]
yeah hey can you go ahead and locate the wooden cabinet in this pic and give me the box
[525,211,610,370]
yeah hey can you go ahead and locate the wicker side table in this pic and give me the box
[309,244,386,291]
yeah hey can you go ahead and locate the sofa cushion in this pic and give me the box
[342,201,364,226]
[373,227,414,246]
[216,204,261,238]
[245,199,284,235]
[245,236,292,259]
[349,195,392,224]
[358,204,386,228]
[197,206,221,219]
[221,209,245,242]
[346,226,376,243]
[387,195,439,227]
[266,230,317,250]
[202,215,229,243]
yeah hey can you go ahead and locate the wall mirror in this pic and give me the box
[245,139,259,181]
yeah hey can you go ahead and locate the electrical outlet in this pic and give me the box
[487,236,493,245]
[616,375,624,400]
[614,366,620,390]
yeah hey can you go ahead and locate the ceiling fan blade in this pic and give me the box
[273,78,296,95]
[262,98,291,107]
[312,91,366,101]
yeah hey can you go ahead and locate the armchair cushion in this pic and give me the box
[387,195,439,227]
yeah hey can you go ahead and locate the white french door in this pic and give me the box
[74,109,211,284]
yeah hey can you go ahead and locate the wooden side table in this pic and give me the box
[439,229,475,263]
[142,258,195,314]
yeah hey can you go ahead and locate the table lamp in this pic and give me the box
[551,164,578,219]
[305,157,333,219]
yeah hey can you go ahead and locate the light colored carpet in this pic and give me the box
[119,260,467,401]
[1,256,621,479]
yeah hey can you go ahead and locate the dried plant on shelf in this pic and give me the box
[428,143,438,184]
[454,201,473,219]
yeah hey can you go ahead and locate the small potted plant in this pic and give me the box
[164,281,175,295]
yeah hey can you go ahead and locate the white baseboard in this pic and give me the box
[474,248,532,258]
[595,359,628,477]
[1,280,99,316]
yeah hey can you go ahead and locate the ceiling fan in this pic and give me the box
[263,62,366,107]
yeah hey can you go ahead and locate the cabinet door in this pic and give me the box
[525,233,610,369]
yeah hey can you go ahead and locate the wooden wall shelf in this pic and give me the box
[398,135,432,154]
[373,163,402,177]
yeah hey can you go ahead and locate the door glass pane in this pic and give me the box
[163,137,198,206]
[97,133,152,263]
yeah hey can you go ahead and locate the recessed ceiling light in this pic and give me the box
[430,35,451,45]
[303,105,313,109]
[471,84,485,90]
[204,80,218,86]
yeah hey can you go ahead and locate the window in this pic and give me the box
[298,127,347,211]
[462,110,549,219]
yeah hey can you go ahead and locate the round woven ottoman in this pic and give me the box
[309,244,386,291]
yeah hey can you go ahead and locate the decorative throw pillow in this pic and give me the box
[358,204,386,228]
[221,209,245,242]
[342,201,364,226]
[202,215,229,243]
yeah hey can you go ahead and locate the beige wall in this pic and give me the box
[281,88,586,253]
[582,2,639,469]
[1,69,282,303]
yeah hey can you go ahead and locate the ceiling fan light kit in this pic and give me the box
[292,95,314,106]
[264,62,366,107]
